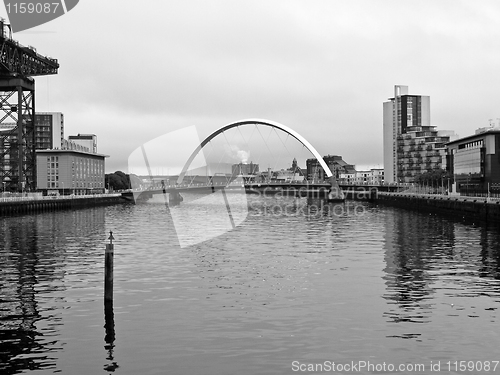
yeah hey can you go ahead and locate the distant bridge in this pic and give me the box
[124,181,329,201]
[122,181,405,202]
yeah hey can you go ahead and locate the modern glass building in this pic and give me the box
[446,129,500,195]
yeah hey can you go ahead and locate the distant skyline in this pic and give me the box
[2,0,500,173]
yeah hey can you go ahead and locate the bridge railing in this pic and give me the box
[132,180,332,192]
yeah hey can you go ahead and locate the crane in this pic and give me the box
[0,18,59,192]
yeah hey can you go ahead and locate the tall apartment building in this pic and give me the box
[35,112,64,150]
[383,85,456,183]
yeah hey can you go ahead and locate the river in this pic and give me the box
[1,194,500,374]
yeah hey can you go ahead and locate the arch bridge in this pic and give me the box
[176,118,333,184]
[129,119,344,201]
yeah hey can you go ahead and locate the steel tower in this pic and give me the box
[0,19,59,192]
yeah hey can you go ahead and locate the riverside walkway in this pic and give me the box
[0,193,125,216]
[375,191,500,223]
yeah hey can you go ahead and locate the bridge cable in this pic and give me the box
[255,125,278,173]
[272,127,295,178]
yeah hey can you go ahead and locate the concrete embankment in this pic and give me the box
[374,192,500,223]
[0,194,128,217]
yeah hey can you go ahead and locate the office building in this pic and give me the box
[446,127,500,195]
[36,149,107,195]
[383,85,456,183]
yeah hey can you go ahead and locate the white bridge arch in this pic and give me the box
[176,119,332,185]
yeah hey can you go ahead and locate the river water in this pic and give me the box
[1,194,500,374]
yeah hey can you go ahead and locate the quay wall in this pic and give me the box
[374,192,500,223]
[0,194,127,217]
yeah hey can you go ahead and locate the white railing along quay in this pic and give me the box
[0,193,122,203]
[378,191,500,203]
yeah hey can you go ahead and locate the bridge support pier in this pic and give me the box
[169,191,183,204]
[328,176,345,201]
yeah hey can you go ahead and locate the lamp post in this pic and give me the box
[62,181,64,196]
[3,177,10,196]
[464,174,467,196]
[467,173,471,197]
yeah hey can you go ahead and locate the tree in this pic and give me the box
[105,171,131,190]
[415,169,452,192]
[416,169,451,185]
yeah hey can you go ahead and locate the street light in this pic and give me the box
[2,177,10,196]
[62,181,65,196]
[467,172,471,197]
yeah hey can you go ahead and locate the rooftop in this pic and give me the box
[446,129,500,146]
[35,149,109,158]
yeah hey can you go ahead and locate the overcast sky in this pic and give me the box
[2,0,500,173]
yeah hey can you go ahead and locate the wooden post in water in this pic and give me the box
[105,231,115,302]
[104,231,117,370]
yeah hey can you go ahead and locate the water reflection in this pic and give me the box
[1,216,56,373]
[382,207,500,339]
[0,208,105,374]
[478,225,500,279]
[103,300,118,372]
